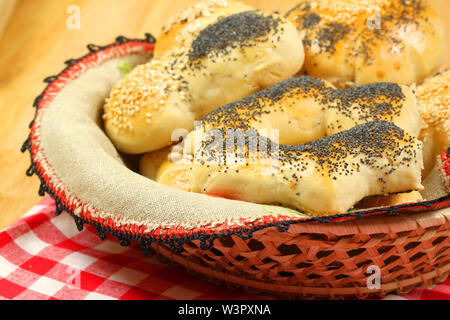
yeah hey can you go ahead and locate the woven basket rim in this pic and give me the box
[21,35,450,254]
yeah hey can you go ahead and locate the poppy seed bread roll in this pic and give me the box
[324,81,421,137]
[154,0,254,57]
[285,0,445,88]
[183,76,421,156]
[183,10,304,118]
[103,1,304,154]
[189,121,423,216]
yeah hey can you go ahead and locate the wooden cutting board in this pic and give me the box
[0,0,449,230]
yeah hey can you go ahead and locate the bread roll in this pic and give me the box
[286,0,445,88]
[355,191,423,209]
[325,81,421,137]
[189,121,423,216]
[139,146,191,192]
[154,0,254,57]
[184,76,421,155]
[139,146,172,181]
[103,1,304,154]
[417,69,450,178]
[142,127,425,215]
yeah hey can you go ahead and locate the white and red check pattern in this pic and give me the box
[0,197,449,300]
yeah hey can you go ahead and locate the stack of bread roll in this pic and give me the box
[103,0,448,216]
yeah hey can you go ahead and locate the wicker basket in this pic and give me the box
[21,35,450,299]
[152,207,450,299]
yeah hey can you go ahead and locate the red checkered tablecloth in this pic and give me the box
[0,197,449,300]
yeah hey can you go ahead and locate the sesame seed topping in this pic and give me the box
[103,58,189,132]
[417,69,450,135]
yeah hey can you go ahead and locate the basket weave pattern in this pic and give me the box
[153,208,450,299]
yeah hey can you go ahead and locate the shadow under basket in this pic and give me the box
[21,35,450,299]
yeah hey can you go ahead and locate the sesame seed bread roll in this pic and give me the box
[286,0,445,88]
[103,2,304,154]
[103,57,195,154]
[417,69,450,177]
[189,121,423,216]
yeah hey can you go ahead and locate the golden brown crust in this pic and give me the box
[195,76,421,146]
[154,0,253,57]
[157,160,192,192]
[139,147,172,181]
[138,72,425,216]
[417,69,450,136]
[417,69,450,177]
[103,56,194,154]
[188,120,423,216]
[140,147,191,192]
[355,191,423,209]
[286,0,445,88]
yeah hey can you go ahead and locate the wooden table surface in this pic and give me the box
[0,0,449,230]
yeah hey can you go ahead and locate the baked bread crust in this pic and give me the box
[417,69,450,177]
[140,146,191,192]
[183,76,421,153]
[286,0,445,88]
[188,121,423,215]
